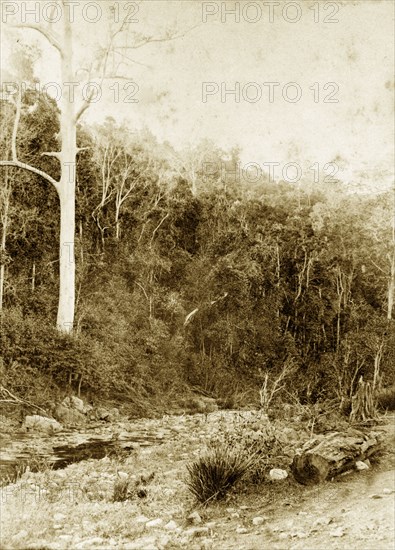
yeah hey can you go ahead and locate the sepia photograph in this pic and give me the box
[0,1,394,548]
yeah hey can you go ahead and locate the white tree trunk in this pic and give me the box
[0,177,10,312]
[56,15,76,333]
[57,185,75,331]
[388,249,394,321]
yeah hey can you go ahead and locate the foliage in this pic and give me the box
[376,385,395,411]
[0,88,394,412]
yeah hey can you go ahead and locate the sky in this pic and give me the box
[1,0,394,190]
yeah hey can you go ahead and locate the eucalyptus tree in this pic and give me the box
[0,2,193,332]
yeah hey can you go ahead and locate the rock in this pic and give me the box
[269,468,288,480]
[68,396,85,412]
[164,520,178,530]
[187,511,202,524]
[75,538,104,549]
[236,527,249,534]
[383,488,393,494]
[185,527,209,537]
[54,403,86,427]
[12,530,28,540]
[23,415,63,433]
[313,516,332,526]
[370,494,383,499]
[355,460,369,470]
[146,518,163,528]
[136,515,150,524]
[53,513,66,522]
[252,516,266,526]
[96,407,111,421]
[330,527,345,537]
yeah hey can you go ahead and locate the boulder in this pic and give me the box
[55,404,86,426]
[53,396,89,427]
[24,415,63,433]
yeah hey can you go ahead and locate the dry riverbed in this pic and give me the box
[0,411,394,550]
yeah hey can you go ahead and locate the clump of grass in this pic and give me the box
[113,478,131,502]
[186,443,257,504]
[112,472,154,502]
[1,454,54,486]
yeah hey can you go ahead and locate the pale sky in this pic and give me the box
[1,0,394,189]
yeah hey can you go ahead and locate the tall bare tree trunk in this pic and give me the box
[0,173,10,312]
[56,15,76,333]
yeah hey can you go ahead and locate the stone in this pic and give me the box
[23,415,63,433]
[146,518,163,528]
[54,404,86,426]
[314,516,332,526]
[383,488,393,494]
[330,527,345,537]
[252,516,266,526]
[68,396,85,412]
[164,520,178,530]
[187,511,202,524]
[53,513,66,522]
[269,468,288,480]
[96,407,111,421]
[355,460,369,471]
[12,530,28,540]
[236,527,249,534]
[75,538,104,549]
[135,515,150,524]
[185,527,209,537]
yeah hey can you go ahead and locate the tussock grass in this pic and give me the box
[186,443,257,504]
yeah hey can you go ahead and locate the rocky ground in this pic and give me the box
[0,410,394,550]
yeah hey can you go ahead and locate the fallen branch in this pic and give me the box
[0,385,48,416]
[291,428,383,485]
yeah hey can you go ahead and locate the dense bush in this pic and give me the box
[1,94,394,411]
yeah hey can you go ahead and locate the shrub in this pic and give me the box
[185,443,257,504]
[376,385,395,411]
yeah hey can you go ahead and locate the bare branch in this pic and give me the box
[10,88,22,161]
[74,89,95,123]
[116,25,201,51]
[150,212,169,246]
[1,87,59,193]
[12,24,63,56]
[0,160,59,193]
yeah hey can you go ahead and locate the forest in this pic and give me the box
[1,69,394,418]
